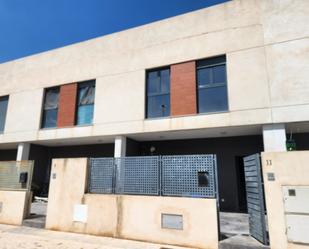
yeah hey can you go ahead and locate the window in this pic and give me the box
[146,68,170,118]
[41,88,60,128]
[0,96,9,133]
[76,80,95,125]
[197,55,228,113]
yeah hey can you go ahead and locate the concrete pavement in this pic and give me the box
[0,224,190,249]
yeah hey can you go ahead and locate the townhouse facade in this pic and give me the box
[0,0,308,214]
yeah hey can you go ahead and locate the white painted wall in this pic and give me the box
[263,124,287,152]
[262,151,309,249]
[0,0,308,145]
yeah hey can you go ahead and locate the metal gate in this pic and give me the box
[88,158,115,194]
[161,155,217,198]
[88,155,217,199]
[243,154,268,245]
[115,156,160,195]
[0,161,34,191]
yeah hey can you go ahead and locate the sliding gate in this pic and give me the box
[88,155,218,198]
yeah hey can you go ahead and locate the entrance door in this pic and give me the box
[235,156,247,213]
[243,154,268,245]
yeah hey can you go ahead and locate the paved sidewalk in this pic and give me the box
[220,212,249,236]
[0,224,190,249]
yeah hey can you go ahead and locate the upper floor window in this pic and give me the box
[146,68,170,118]
[197,55,228,113]
[76,80,95,125]
[0,96,9,133]
[41,87,59,128]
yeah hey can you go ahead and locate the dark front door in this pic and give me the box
[235,156,247,213]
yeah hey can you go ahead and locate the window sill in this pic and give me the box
[144,110,229,121]
[144,116,171,121]
[40,127,57,131]
[40,124,93,131]
[197,110,229,116]
[75,124,94,128]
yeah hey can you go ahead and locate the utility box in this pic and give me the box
[282,186,309,244]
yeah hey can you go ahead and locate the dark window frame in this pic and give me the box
[75,80,96,126]
[196,55,228,114]
[145,67,171,119]
[41,87,60,129]
[0,95,9,133]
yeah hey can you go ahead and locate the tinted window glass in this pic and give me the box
[196,55,226,68]
[41,88,59,128]
[147,73,160,94]
[213,65,226,84]
[42,109,58,128]
[44,89,59,110]
[197,55,228,113]
[197,67,211,86]
[147,94,170,118]
[146,68,170,118]
[76,80,95,125]
[198,86,228,113]
[0,96,9,132]
[76,105,94,125]
[161,69,170,93]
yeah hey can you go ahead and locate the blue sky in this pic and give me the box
[0,0,228,63]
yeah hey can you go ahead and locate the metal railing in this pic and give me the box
[0,161,34,191]
[88,155,217,198]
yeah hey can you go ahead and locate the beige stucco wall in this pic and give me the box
[120,195,218,249]
[0,0,308,145]
[46,158,218,249]
[0,190,28,225]
[261,151,309,249]
[45,158,88,231]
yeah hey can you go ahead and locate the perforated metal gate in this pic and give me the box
[115,156,160,195]
[162,155,217,198]
[88,155,217,199]
[243,154,268,245]
[88,158,115,194]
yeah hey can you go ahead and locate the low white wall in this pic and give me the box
[46,158,219,249]
[0,190,28,225]
[119,195,218,249]
[262,151,309,249]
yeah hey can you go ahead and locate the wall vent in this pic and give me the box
[161,214,183,230]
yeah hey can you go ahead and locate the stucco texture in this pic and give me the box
[46,158,218,249]
[262,151,309,249]
[0,190,28,225]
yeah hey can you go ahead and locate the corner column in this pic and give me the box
[262,124,287,152]
[16,142,30,161]
[114,136,127,158]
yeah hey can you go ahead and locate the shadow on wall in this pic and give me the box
[0,149,17,161]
